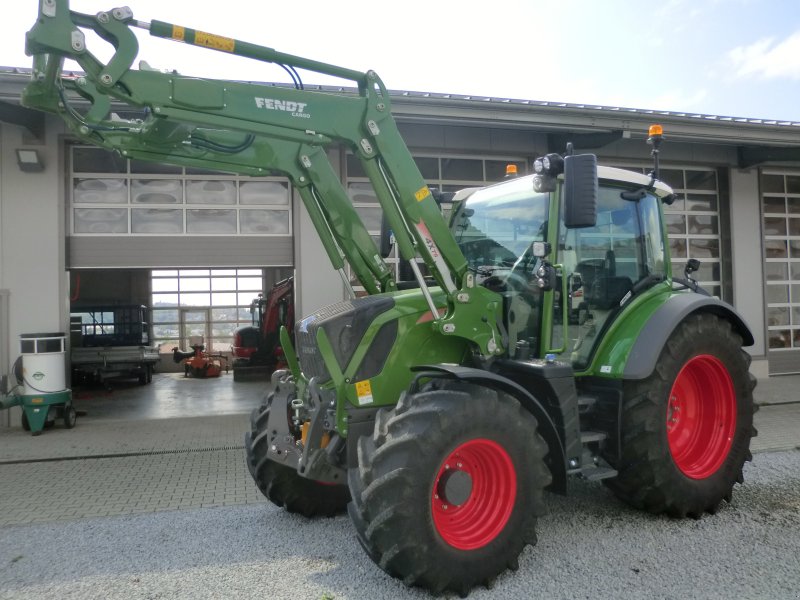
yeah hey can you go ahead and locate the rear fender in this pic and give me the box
[410,364,568,494]
[623,293,754,380]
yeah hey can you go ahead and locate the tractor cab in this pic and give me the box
[451,160,674,371]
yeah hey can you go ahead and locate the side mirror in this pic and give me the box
[563,154,598,229]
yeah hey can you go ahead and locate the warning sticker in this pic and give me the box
[355,380,374,405]
[195,31,235,53]
[172,25,185,42]
[415,186,431,202]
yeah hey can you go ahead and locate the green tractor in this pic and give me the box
[23,2,756,595]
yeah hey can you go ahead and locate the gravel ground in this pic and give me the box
[1,450,799,600]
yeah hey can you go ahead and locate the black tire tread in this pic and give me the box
[348,384,550,595]
[605,313,756,517]
[244,392,349,518]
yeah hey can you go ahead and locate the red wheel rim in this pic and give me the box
[666,354,737,479]
[431,438,516,550]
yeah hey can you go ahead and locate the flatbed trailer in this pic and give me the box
[71,345,159,385]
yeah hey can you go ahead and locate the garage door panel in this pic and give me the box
[69,237,293,268]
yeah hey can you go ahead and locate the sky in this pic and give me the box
[3,0,800,122]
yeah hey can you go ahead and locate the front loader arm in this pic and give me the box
[23,0,505,357]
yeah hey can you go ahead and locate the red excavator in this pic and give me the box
[231,277,294,381]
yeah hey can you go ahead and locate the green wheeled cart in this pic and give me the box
[1,333,76,436]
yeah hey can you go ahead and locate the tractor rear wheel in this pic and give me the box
[245,392,350,517]
[605,313,757,517]
[348,383,550,596]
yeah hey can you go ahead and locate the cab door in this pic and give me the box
[548,184,666,369]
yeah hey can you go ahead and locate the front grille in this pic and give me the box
[294,295,396,383]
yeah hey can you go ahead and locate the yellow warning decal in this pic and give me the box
[415,186,431,202]
[355,380,374,405]
[171,25,185,42]
[195,31,235,53]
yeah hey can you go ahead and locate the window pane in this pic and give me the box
[239,181,289,205]
[348,182,378,204]
[441,158,483,181]
[763,197,786,213]
[183,311,207,322]
[764,217,787,236]
[180,293,211,306]
[767,284,789,304]
[240,209,290,234]
[212,292,238,306]
[186,209,237,233]
[769,330,791,349]
[211,277,237,291]
[669,238,687,258]
[153,270,178,276]
[238,277,263,290]
[212,308,239,321]
[346,154,366,178]
[685,194,717,212]
[211,269,237,276]
[153,324,179,339]
[765,262,788,281]
[152,309,179,323]
[664,214,686,234]
[180,277,210,292]
[659,169,684,190]
[685,170,716,191]
[74,208,128,233]
[787,175,800,194]
[131,180,182,204]
[153,293,179,306]
[789,218,800,236]
[132,208,182,233]
[130,159,181,174]
[689,238,719,258]
[687,215,718,235]
[237,269,262,276]
[74,178,128,203]
[788,198,800,214]
[414,157,440,179]
[355,206,382,232]
[152,278,178,292]
[768,307,790,326]
[186,180,236,204]
[765,240,788,259]
[762,174,784,194]
[72,147,126,173]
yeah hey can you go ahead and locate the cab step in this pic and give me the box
[580,430,607,444]
[579,465,618,481]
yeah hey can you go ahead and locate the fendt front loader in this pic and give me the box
[24,1,757,594]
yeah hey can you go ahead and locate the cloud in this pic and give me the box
[729,31,800,80]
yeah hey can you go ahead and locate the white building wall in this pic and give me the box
[730,168,768,376]
[0,118,68,426]
[292,149,346,319]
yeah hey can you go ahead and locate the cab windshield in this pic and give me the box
[450,177,549,279]
[450,177,549,356]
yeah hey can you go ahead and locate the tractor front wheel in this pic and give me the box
[348,384,551,596]
[605,313,757,517]
[245,392,350,517]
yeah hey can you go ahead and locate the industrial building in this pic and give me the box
[2,65,800,426]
